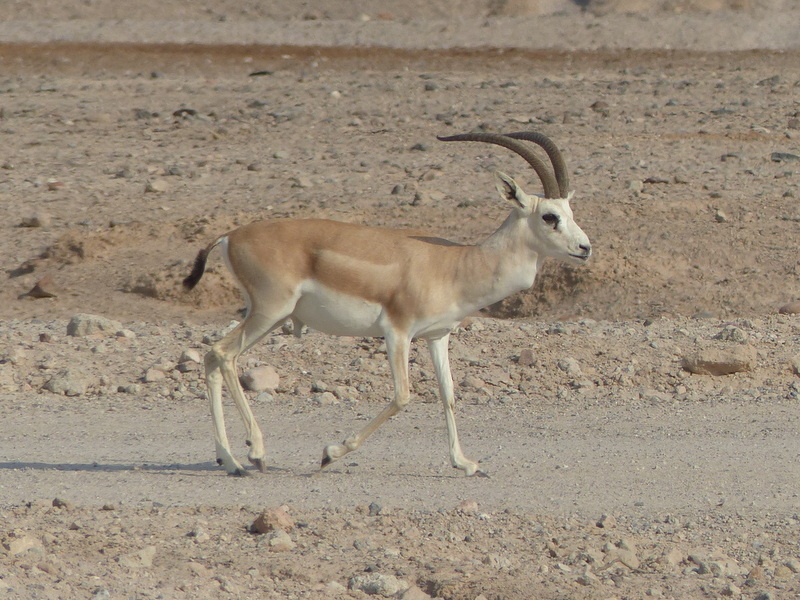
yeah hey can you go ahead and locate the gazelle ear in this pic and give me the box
[494,171,534,214]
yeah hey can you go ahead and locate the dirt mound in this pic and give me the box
[123,260,241,309]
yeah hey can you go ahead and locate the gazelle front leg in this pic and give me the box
[428,334,486,477]
[321,329,411,469]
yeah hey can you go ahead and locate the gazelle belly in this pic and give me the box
[293,280,385,337]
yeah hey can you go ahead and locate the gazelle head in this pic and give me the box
[494,171,591,264]
[438,131,591,264]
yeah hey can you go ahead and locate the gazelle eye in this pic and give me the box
[542,213,559,228]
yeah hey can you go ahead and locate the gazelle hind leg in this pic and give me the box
[205,350,246,475]
[321,329,411,468]
[428,335,484,477]
[206,311,289,475]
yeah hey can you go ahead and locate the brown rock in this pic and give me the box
[682,345,756,375]
[779,301,800,315]
[19,275,58,299]
[252,506,294,534]
[241,365,280,392]
[517,348,536,367]
[456,499,479,514]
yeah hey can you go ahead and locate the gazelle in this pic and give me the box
[183,131,591,477]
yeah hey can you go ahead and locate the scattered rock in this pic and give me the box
[252,506,294,534]
[400,584,432,600]
[596,514,617,528]
[461,375,486,390]
[179,349,202,364]
[144,367,167,382]
[241,365,280,392]
[789,355,800,376]
[682,345,757,375]
[778,301,800,315]
[312,391,339,405]
[43,369,90,396]
[117,546,157,569]
[517,348,536,367]
[456,499,479,514]
[19,213,51,227]
[264,529,295,552]
[713,325,748,343]
[145,179,169,193]
[349,573,409,597]
[557,357,583,377]
[67,314,123,337]
[19,275,59,299]
[3,535,44,557]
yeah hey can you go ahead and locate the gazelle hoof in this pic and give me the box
[320,453,334,469]
[229,466,251,477]
[249,457,267,473]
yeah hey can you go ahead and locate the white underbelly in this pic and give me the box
[293,281,385,337]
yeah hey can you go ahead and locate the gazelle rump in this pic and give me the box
[183,131,591,477]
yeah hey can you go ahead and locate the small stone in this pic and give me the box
[369,502,382,516]
[771,152,800,163]
[517,348,536,367]
[576,569,599,586]
[180,349,202,364]
[596,514,616,528]
[557,357,583,377]
[265,529,295,552]
[20,213,51,227]
[400,584,432,600]
[660,548,684,568]
[252,506,294,534]
[713,325,748,343]
[774,565,793,579]
[118,545,156,569]
[290,175,314,189]
[461,375,485,390]
[67,313,123,337]
[20,275,58,299]
[790,354,800,375]
[241,365,280,392]
[312,392,339,405]
[627,179,644,193]
[4,535,44,557]
[682,345,757,376]
[52,497,74,510]
[456,499,479,514]
[349,573,408,597]
[145,179,169,193]
[778,301,800,315]
[721,583,741,597]
[785,558,800,573]
[44,369,89,396]
[144,368,166,382]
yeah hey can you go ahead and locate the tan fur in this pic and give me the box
[188,139,592,478]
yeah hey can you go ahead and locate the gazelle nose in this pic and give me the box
[579,244,591,255]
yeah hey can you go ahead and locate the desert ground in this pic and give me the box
[0,1,799,599]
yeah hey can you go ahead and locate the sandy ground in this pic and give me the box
[1,2,800,599]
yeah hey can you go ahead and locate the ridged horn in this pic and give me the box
[503,131,570,198]
[437,132,560,199]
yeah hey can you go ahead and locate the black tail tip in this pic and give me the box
[182,249,208,291]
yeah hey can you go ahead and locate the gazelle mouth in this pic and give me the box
[569,253,591,261]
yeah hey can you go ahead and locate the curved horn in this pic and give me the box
[437,132,560,199]
[504,131,570,198]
